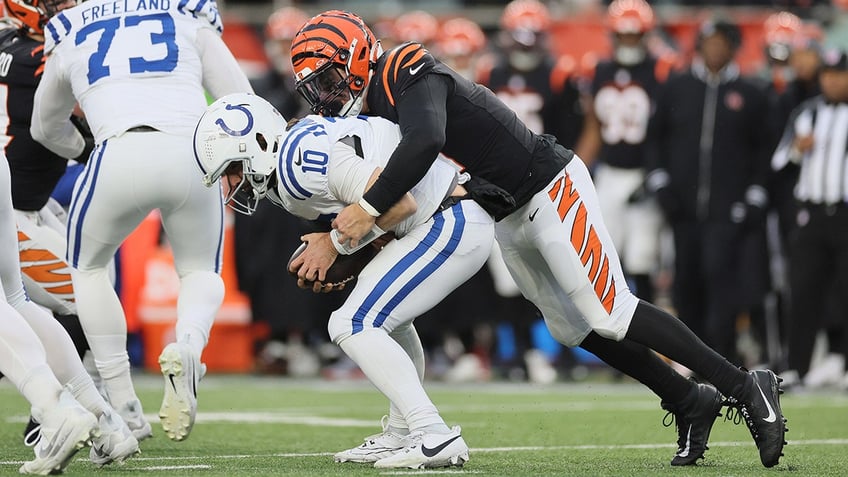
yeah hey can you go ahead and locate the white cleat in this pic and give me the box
[158,342,204,441]
[20,390,99,475]
[334,416,409,463]
[117,398,153,441]
[90,409,140,466]
[373,426,469,469]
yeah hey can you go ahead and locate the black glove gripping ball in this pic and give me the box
[287,241,380,290]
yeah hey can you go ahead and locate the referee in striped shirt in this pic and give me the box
[772,47,848,386]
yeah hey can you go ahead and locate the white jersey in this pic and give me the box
[40,0,224,141]
[272,115,459,238]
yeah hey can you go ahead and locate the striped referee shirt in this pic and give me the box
[772,97,848,205]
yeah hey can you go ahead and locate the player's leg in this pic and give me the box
[539,159,787,467]
[157,133,225,441]
[67,139,153,440]
[1,157,136,464]
[330,201,492,468]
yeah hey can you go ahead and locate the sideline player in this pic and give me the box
[194,93,492,469]
[30,0,253,442]
[291,10,788,468]
[575,0,677,301]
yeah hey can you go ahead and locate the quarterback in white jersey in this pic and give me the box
[30,0,253,443]
[195,94,492,468]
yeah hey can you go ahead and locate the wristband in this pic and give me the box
[330,224,386,255]
[358,198,381,217]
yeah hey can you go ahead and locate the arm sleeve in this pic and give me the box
[328,141,378,205]
[196,27,254,98]
[30,52,85,159]
[361,73,449,213]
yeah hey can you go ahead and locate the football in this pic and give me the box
[287,240,380,289]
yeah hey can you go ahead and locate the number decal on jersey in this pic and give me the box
[594,85,651,145]
[300,150,328,175]
[76,13,178,85]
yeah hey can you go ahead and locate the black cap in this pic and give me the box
[698,19,742,50]
[821,47,848,71]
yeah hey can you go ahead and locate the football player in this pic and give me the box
[575,0,678,302]
[30,0,253,442]
[291,10,788,468]
[195,93,492,469]
[0,0,140,466]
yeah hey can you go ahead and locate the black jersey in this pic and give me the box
[590,57,673,169]
[365,42,572,213]
[0,27,67,211]
[484,55,583,149]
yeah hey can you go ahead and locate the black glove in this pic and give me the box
[464,176,516,222]
[73,136,95,164]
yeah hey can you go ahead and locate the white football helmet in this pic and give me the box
[193,92,286,215]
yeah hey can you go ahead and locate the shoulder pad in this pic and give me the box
[375,42,435,107]
[43,11,74,54]
[277,118,331,202]
[176,0,223,33]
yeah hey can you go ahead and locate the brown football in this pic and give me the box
[287,241,380,289]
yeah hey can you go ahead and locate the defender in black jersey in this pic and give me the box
[291,10,788,468]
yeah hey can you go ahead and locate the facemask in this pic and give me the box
[614,45,646,66]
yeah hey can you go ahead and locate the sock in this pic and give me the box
[95,354,137,408]
[175,271,224,358]
[581,332,692,404]
[65,371,109,417]
[625,300,749,398]
[387,323,425,432]
[338,329,448,433]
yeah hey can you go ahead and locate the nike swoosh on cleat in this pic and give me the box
[168,374,178,393]
[421,435,461,458]
[756,382,777,423]
[678,426,692,458]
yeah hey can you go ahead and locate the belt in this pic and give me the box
[127,125,158,132]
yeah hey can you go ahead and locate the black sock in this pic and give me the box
[580,331,693,405]
[54,313,89,359]
[630,273,654,302]
[625,300,749,399]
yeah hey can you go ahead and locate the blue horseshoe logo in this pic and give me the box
[215,103,254,136]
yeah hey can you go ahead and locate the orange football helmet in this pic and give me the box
[501,0,551,33]
[607,0,655,35]
[3,0,68,35]
[265,6,309,42]
[393,10,439,44]
[290,10,381,117]
[437,18,486,57]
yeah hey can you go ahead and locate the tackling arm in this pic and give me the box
[360,73,449,214]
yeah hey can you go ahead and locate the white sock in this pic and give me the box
[95,354,136,409]
[338,329,447,433]
[387,323,426,431]
[175,271,224,358]
[66,371,109,417]
[12,299,87,384]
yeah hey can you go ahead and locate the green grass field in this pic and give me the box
[1,374,846,476]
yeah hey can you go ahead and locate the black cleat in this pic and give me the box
[726,369,788,468]
[661,382,723,466]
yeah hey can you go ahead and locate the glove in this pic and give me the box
[464,175,516,221]
[627,181,648,204]
[73,136,95,164]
